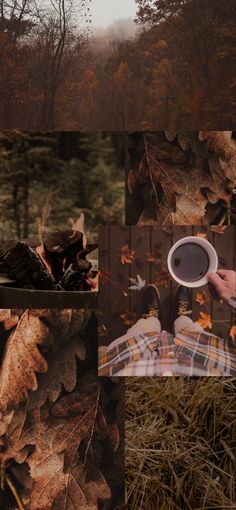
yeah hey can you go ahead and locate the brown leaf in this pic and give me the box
[98,269,110,285]
[119,245,135,265]
[27,335,87,411]
[51,386,101,469]
[0,310,90,413]
[197,312,212,330]
[120,310,137,327]
[196,232,207,239]
[0,311,52,413]
[23,385,111,510]
[210,225,228,234]
[195,292,209,306]
[98,324,107,337]
[51,463,111,510]
[199,131,236,183]
[229,325,236,342]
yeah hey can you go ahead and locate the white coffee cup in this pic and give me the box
[167,236,218,288]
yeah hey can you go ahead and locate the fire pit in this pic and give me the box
[0,231,98,308]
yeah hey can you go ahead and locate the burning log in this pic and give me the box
[0,232,97,292]
[0,242,59,290]
[38,230,84,280]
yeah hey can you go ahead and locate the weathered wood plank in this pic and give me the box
[98,226,110,346]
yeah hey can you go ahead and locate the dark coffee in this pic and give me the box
[171,243,209,282]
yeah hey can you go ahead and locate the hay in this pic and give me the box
[126,378,236,510]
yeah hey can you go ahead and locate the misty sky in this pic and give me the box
[90,0,137,27]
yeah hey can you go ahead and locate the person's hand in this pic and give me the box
[207,270,236,301]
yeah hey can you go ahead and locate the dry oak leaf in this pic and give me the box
[142,139,208,225]
[119,245,135,265]
[197,312,212,330]
[0,309,90,413]
[27,308,91,410]
[199,131,236,184]
[0,310,53,413]
[195,292,209,306]
[24,387,110,510]
[51,463,111,510]
[50,386,101,470]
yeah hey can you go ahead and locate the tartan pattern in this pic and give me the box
[98,327,236,377]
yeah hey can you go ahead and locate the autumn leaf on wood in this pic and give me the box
[197,312,212,330]
[154,269,171,288]
[120,310,137,327]
[119,245,135,265]
[98,270,110,285]
[128,274,146,291]
[146,252,162,265]
[195,292,209,306]
[196,232,208,239]
[98,324,107,337]
[210,225,228,234]
[229,325,236,342]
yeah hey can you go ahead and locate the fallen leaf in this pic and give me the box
[154,270,171,287]
[195,292,209,306]
[196,232,208,239]
[210,225,228,234]
[0,309,90,413]
[98,270,110,285]
[197,312,212,330]
[128,274,146,291]
[120,310,137,327]
[119,245,135,265]
[229,325,236,342]
[98,324,107,337]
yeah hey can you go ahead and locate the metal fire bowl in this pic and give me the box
[0,286,98,309]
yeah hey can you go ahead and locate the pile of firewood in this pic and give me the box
[0,231,97,291]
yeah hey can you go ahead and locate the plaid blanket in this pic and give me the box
[98,328,236,376]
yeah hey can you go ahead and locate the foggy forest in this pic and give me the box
[0,0,235,130]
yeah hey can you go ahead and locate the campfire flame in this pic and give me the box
[36,193,54,275]
[36,197,88,278]
[69,213,87,249]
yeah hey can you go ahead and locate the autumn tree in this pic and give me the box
[135,0,236,126]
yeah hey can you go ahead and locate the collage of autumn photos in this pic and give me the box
[0,1,235,510]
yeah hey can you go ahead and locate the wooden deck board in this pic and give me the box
[99,226,235,346]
